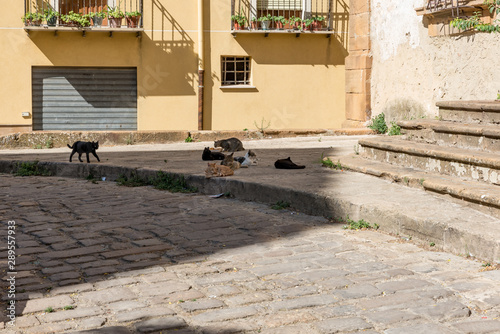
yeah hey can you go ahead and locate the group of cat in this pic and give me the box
[203,137,305,179]
[203,138,257,178]
[66,138,306,179]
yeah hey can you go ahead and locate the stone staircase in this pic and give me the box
[339,100,500,218]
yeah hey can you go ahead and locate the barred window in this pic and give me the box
[257,0,303,10]
[221,56,251,86]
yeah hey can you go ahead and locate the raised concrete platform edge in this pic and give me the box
[0,128,373,149]
[2,158,499,263]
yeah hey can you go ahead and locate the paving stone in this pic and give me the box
[314,317,373,333]
[376,279,434,294]
[134,316,188,333]
[259,324,319,334]
[453,320,500,333]
[179,298,225,312]
[15,315,40,328]
[39,245,104,260]
[191,306,259,323]
[274,286,320,299]
[386,323,457,334]
[115,306,176,323]
[363,309,421,325]
[79,287,136,305]
[67,326,132,334]
[78,317,107,329]
[205,285,242,297]
[106,300,147,312]
[49,283,94,296]
[137,282,192,297]
[22,295,75,314]
[261,311,318,328]
[269,294,339,311]
[411,300,471,321]
[40,307,102,323]
[93,276,142,290]
[24,322,75,334]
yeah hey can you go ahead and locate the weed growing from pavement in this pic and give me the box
[321,156,346,171]
[44,307,54,313]
[342,215,379,230]
[271,200,290,210]
[185,135,194,143]
[116,171,197,193]
[64,305,74,310]
[388,121,402,136]
[368,113,388,134]
[14,161,51,177]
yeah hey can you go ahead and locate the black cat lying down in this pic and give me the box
[67,141,100,163]
[202,147,225,160]
[274,157,305,169]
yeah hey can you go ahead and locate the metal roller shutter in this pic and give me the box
[32,67,137,131]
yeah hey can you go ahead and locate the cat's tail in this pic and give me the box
[67,144,73,149]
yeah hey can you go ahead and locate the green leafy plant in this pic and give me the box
[258,14,273,22]
[271,200,291,210]
[231,11,247,25]
[388,121,401,136]
[22,12,44,25]
[125,11,142,17]
[342,215,379,230]
[149,171,197,193]
[354,143,360,155]
[497,92,500,100]
[116,172,148,187]
[107,4,125,18]
[368,113,388,134]
[430,242,436,247]
[450,1,500,33]
[185,135,194,143]
[43,9,59,25]
[320,155,345,170]
[63,305,74,310]
[45,138,54,149]
[14,161,51,177]
[89,11,107,19]
[303,18,315,28]
[60,11,90,27]
[44,307,54,313]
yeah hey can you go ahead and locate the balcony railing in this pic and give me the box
[23,0,143,30]
[230,0,341,33]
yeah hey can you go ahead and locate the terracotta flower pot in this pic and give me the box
[126,16,140,28]
[109,17,122,28]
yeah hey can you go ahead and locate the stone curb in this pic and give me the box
[3,158,500,262]
[0,128,373,149]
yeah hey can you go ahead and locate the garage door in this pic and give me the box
[32,67,137,131]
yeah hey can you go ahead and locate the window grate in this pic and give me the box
[221,56,251,86]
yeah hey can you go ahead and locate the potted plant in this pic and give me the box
[125,11,141,28]
[60,11,90,27]
[258,14,272,30]
[43,9,59,27]
[22,12,44,26]
[89,11,106,27]
[107,5,124,27]
[250,17,257,30]
[302,18,314,31]
[273,15,286,30]
[312,16,325,31]
[231,11,247,30]
[288,16,301,30]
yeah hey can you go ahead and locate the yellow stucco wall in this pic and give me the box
[0,0,347,132]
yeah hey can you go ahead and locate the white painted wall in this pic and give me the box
[370,0,500,121]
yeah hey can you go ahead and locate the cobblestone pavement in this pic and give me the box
[1,174,500,334]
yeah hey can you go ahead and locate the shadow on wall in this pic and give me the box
[139,0,199,97]
[26,0,199,98]
[383,98,428,122]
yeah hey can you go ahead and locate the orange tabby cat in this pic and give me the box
[205,162,234,178]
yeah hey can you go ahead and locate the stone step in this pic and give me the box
[338,154,500,219]
[358,136,500,186]
[398,119,500,152]
[438,100,500,125]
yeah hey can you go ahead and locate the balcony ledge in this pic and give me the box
[24,26,144,37]
[231,29,335,38]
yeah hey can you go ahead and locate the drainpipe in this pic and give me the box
[198,0,205,131]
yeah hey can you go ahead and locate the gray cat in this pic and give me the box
[67,141,100,163]
[214,137,245,152]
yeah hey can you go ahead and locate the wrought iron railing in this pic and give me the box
[23,0,143,28]
[230,0,339,31]
[425,0,473,17]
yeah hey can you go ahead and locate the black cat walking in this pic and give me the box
[67,141,100,163]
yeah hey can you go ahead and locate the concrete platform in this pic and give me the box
[1,135,499,263]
